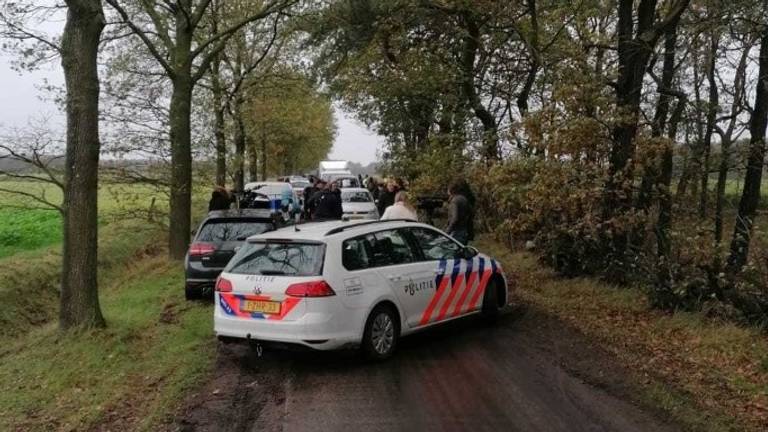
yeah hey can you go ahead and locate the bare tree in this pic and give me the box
[104,0,296,260]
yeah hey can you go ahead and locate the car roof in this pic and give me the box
[205,209,274,220]
[244,181,291,191]
[247,219,431,242]
[340,187,371,193]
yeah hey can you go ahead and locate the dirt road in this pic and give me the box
[174,307,677,432]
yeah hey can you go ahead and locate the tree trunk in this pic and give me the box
[726,27,768,273]
[211,53,226,186]
[603,0,655,217]
[260,127,267,181]
[247,133,258,182]
[699,34,719,219]
[461,11,499,161]
[233,97,246,192]
[168,21,194,260]
[59,0,106,330]
[715,38,752,245]
[714,141,730,244]
[516,0,539,118]
[636,20,678,213]
[603,0,689,219]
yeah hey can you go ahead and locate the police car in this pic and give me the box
[214,219,511,359]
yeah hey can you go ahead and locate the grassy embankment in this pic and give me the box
[0,181,217,431]
[477,237,768,432]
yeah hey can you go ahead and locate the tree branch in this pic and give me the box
[104,0,176,79]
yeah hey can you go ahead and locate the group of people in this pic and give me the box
[365,176,475,245]
[208,174,477,244]
[303,178,344,221]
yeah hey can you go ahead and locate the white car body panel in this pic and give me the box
[213,220,510,351]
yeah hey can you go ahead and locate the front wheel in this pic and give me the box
[362,305,399,360]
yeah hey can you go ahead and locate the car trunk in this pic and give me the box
[218,240,327,321]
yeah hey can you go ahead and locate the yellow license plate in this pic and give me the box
[241,300,281,314]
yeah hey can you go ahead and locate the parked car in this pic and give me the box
[214,219,511,359]
[185,209,276,300]
[340,187,378,220]
[243,181,300,217]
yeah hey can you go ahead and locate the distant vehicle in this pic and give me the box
[214,219,511,359]
[244,181,300,215]
[329,174,361,188]
[341,187,378,220]
[185,209,276,300]
[318,160,353,181]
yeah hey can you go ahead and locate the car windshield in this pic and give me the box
[226,242,325,276]
[197,220,273,242]
[342,191,371,203]
[291,181,310,189]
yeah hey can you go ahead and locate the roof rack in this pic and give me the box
[324,219,419,236]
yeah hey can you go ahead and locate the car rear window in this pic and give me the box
[226,242,325,276]
[197,219,273,242]
[342,191,372,203]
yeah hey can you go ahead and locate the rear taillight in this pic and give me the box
[189,242,216,256]
[215,277,233,293]
[285,280,336,297]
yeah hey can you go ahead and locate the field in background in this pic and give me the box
[0,180,170,258]
[0,179,216,430]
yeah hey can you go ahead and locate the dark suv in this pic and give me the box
[184,209,277,299]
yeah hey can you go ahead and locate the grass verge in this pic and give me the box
[0,256,216,431]
[476,236,768,432]
[0,220,163,339]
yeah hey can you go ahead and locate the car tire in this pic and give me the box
[185,285,201,301]
[480,278,500,322]
[361,304,399,360]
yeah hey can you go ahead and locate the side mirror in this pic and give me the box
[463,246,479,259]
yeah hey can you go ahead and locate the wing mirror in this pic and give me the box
[463,246,479,259]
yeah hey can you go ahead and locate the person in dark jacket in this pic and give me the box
[303,178,321,219]
[445,179,474,244]
[376,179,399,216]
[312,182,343,220]
[208,186,232,211]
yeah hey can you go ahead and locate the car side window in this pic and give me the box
[410,228,463,261]
[369,229,416,267]
[342,235,374,271]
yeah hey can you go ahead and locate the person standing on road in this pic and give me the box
[376,179,399,216]
[304,178,321,220]
[208,186,232,212]
[445,179,474,245]
[381,191,418,221]
[312,182,344,220]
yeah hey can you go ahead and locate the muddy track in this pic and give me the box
[171,305,679,432]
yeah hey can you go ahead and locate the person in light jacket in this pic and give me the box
[381,191,418,221]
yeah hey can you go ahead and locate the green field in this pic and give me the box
[0,180,215,430]
[0,209,62,258]
[0,180,171,258]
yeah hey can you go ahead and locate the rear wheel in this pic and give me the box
[480,279,501,322]
[362,305,399,360]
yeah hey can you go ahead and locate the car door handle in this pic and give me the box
[388,275,403,282]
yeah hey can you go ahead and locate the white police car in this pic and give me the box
[214,219,511,359]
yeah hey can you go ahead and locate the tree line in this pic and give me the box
[311,0,768,323]
[3,0,768,329]
[0,0,333,329]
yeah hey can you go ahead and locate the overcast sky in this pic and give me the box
[0,52,384,165]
